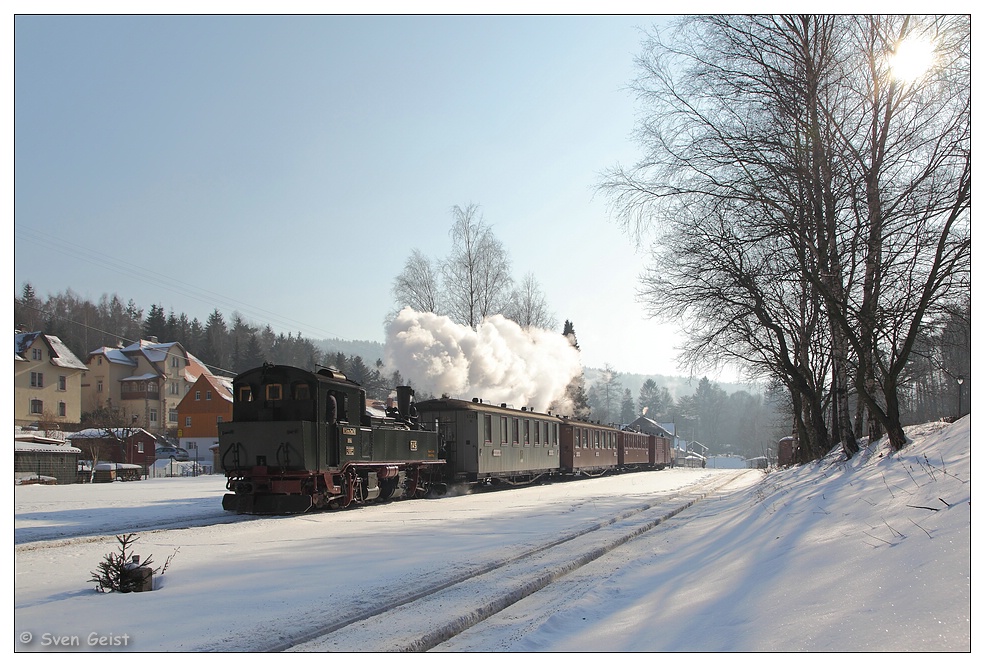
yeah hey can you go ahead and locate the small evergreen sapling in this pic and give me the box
[89,533,176,592]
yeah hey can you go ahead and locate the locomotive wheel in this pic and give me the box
[378,477,399,501]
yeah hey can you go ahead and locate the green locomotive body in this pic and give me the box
[219,364,443,514]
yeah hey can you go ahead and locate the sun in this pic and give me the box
[888,36,937,84]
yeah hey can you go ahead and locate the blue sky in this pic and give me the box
[12,13,705,377]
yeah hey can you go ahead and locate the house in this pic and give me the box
[14,331,88,428]
[68,427,158,471]
[625,415,674,439]
[176,373,233,464]
[80,338,212,435]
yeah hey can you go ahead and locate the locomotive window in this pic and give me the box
[238,385,253,402]
[484,414,492,443]
[293,382,311,401]
[265,384,283,401]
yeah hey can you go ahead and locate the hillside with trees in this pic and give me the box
[16,272,965,460]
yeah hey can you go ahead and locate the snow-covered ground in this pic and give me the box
[13,417,971,653]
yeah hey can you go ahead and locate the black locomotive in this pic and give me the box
[219,364,674,514]
[219,364,443,514]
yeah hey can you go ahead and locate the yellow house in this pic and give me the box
[81,338,211,435]
[13,331,88,428]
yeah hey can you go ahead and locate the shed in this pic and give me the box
[14,438,82,485]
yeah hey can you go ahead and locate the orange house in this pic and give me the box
[176,374,233,464]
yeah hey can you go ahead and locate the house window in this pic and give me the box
[195,391,201,400]
[30,372,44,388]
[97,356,102,365]
[32,348,42,360]
[185,416,192,427]
[170,382,179,395]
[149,409,158,424]
[137,442,144,453]
[58,402,66,417]
[216,416,223,424]
[169,408,178,422]
[30,399,43,414]
[206,390,212,400]
[171,356,179,368]
[97,380,103,393]
[58,376,67,391]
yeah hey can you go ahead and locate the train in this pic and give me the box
[218,363,674,514]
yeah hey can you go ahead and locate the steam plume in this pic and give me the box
[384,308,582,413]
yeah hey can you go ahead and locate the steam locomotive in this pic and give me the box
[219,364,443,514]
[219,364,673,514]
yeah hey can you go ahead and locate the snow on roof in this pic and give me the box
[14,440,82,454]
[89,346,137,366]
[121,373,161,382]
[69,427,155,440]
[15,331,88,370]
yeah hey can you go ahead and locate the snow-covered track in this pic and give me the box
[279,469,753,652]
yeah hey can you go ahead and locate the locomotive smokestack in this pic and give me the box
[396,386,414,422]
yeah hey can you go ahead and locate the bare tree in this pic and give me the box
[392,248,442,315]
[602,15,969,458]
[441,203,514,328]
[504,272,557,330]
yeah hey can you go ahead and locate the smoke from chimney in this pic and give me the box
[384,308,582,413]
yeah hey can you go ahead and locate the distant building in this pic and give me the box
[69,427,159,471]
[81,338,212,434]
[625,415,674,438]
[176,373,233,463]
[13,331,88,428]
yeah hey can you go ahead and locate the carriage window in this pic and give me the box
[524,420,530,444]
[500,416,508,444]
[535,422,541,445]
[238,385,253,402]
[265,384,283,401]
[512,418,520,444]
[484,414,492,443]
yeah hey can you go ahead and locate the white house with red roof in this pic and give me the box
[81,337,212,435]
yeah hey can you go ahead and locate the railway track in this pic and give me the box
[278,469,755,653]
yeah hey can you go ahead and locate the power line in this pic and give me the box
[14,225,348,340]
[16,299,237,377]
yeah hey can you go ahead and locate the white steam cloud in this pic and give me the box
[384,308,582,414]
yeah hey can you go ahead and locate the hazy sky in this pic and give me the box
[12,13,709,377]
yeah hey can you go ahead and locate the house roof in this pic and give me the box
[14,441,82,454]
[88,339,212,384]
[14,331,88,370]
[88,346,138,366]
[69,427,156,440]
[626,415,674,438]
